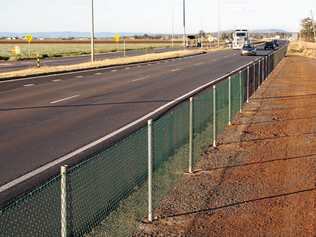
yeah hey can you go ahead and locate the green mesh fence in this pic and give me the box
[0,176,61,237]
[231,73,241,118]
[255,62,260,90]
[152,101,189,209]
[67,126,148,236]
[192,87,213,164]
[0,46,288,237]
[252,63,256,91]
[216,79,229,135]
[241,69,247,103]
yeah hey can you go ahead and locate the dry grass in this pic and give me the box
[288,41,316,58]
[0,43,180,59]
[0,48,226,80]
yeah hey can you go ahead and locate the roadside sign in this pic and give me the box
[25,35,33,43]
[114,34,121,42]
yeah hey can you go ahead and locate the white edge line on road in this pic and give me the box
[50,95,80,104]
[171,68,181,72]
[0,47,277,193]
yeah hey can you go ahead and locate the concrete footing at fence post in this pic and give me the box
[147,120,153,223]
[61,165,68,237]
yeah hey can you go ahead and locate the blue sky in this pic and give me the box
[1,0,315,33]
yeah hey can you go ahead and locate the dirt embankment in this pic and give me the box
[288,41,316,58]
[136,55,316,236]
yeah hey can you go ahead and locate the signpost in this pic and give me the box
[25,35,33,58]
[114,34,121,53]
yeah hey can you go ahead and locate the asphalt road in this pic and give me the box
[0,47,180,73]
[0,46,276,204]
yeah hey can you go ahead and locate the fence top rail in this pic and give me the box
[0,45,287,195]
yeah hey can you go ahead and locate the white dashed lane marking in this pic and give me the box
[50,95,80,104]
[131,76,150,82]
[23,84,35,87]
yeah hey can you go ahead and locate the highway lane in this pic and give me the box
[0,47,180,73]
[0,48,273,204]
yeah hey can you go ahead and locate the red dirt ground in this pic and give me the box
[136,55,316,236]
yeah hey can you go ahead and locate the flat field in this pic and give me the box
[0,42,181,59]
[288,40,316,58]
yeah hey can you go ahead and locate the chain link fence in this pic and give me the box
[0,45,288,237]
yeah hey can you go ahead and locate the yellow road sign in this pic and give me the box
[25,35,33,43]
[114,34,121,42]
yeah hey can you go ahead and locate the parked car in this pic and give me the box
[264,41,275,50]
[241,44,257,56]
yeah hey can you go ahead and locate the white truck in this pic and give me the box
[232,29,249,49]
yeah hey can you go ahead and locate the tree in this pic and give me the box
[300,17,316,42]
[198,30,207,39]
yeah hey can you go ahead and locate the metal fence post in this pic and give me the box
[254,62,256,90]
[61,165,68,237]
[188,97,193,174]
[228,76,232,126]
[213,85,217,147]
[247,66,250,103]
[258,60,261,87]
[239,71,242,112]
[262,58,265,81]
[147,119,153,223]
[260,60,263,84]
[266,56,268,78]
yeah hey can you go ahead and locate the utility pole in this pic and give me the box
[183,0,186,48]
[311,10,316,42]
[217,0,221,48]
[91,0,95,63]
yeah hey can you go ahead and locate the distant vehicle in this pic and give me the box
[233,29,249,49]
[241,44,257,56]
[272,39,279,49]
[264,41,275,50]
